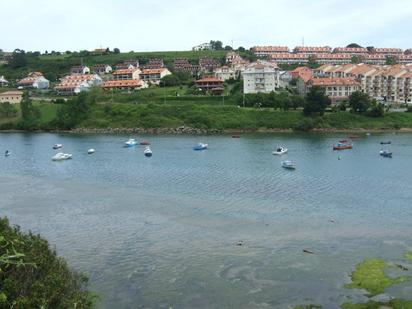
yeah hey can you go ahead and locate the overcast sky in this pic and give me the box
[1,0,411,52]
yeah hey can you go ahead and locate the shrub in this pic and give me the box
[294,117,315,131]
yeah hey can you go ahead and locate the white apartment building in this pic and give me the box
[215,66,237,81]
[243,62,280,94]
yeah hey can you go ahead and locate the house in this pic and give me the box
[192,43,213,51]
[144,58,164,69]
[173,58,199,74]
[92,64,113,74]
[303,77,361,103]
[55,74,103,95]
[395,71,412,103]
[115,60,139,70]
[17,72,50,89]
[215,66,237,81]
[0,91,23,104]
[199,58,220,73]
[314,53,352,65]
[226,52,243,64]
[195,76,224,95]
[112,68,141,80]
[243,61,280,94]
[102,79,148,91]
[290,67,313,80]
[293,46,332,55]
[70,66,90,75]
[140,68,172,84]
[252,46,289,57]
[0,76,9,87]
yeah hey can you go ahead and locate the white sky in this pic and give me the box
[1,0,411,52]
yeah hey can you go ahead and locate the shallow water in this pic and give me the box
[1,132,412,308]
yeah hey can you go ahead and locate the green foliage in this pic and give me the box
[16,92,41,130]
[404,252,412,262]
[303,86,331,116]
[0,217,95,308]
[345,258,409,296]
[293,117,315,131]
[366,102,384,118]
[209,40,223,50]
[0,102,18,118]
[349,91,373,114]
[294,305,322,309]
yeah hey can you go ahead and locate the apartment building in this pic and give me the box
[214,66,237,81]
[0,91,23,104]
[315,53,352,65]
[301,77,361,102]
[92,64,113,75]
[103,68,147,91]
[173,58,199,74]
[195,76,224,95]
[252,46,289,57]
[332,47,368,55]
[140,68,172,84]
[70,66,90,75]
[199,57,220,72]
[243,62,280,94]
[269,53,309,65]
[293,46,332,55]
[144,58,164,69]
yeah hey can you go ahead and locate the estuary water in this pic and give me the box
[1,132,412,308]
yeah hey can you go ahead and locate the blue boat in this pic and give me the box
[193,143,208,151]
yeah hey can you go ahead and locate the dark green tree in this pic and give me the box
[17,92,40,130]
[349,91,372,113]
[303,86,331,116]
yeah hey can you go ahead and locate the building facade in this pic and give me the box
[0,91,23,104]
[243,62,280,94]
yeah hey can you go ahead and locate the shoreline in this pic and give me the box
[1,126,412,134]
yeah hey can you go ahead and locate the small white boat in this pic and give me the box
[281,160,295,170]
[273,146,288,155]
[124,139,138,147]
[87,149,95,154]
[52,152,72,161]
[53,144,63,150]
[193,143,208,151]
[144,147,152,157]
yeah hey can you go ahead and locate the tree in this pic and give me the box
[237,46,246,52]
[386,56,398,65]
[367,101,385,117]
[307,55,318,69]
[210,40,223,50]
[0,217,95,308]
[351,56,361,64]
[8,50,27,69]
[55,91,95,129]
[17,92,40,130]
[113,48,120,54]
[349,91,372,114]
[224,45,233,51]
[347,43,363,48]
[303,86,331,116]
[0,102,18,118]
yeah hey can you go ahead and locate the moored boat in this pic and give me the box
[232,135,241,138]
[124,139,138,147]
[281,160,295,170]
[5,150,11,157]
[53,144,63,150]
[52,152,72,161]
[380,141,391,145]
[144,147,152,157]
[272,146,288,155]
[87,149,95,154]
[193,143,208,151]
[140,140,151,145]
[380,150,392,158]
[333,141,353,150]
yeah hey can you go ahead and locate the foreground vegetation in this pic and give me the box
[0,217,95,308]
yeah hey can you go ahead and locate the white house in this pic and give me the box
[55,74,103,95]
[70,66,91,75]
[192,43,213,51]
[0,76,8,87]
[139,68,172,84]
[243,62,280,94]
[17,72,50,89]
[92,64,113,74]
[215,66,237,81]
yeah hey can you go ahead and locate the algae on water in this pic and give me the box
[345,258,409,296]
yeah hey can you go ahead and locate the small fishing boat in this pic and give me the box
[380,141,392,145]
[5,150,11,157]
[193,143,208,151]
[272,146,288,155]
[333,141,353,150]
[281,160,295,170]
[144,147,152,157]
[87,149,95,154]
[380,150,392,158]
[53,144,63,150]
[52,152,72,161]
[124,139,138,147]
[232,135,241,138]
[140,140,151,145]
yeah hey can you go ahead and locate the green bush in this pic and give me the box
[293,117,315,131]
[0,217,96,308]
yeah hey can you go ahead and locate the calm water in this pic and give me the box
[1,132,412,308]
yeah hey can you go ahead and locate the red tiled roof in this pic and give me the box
[141,68,168,74]
[113,69,138,75]
[103,80,143,88]
[195,76,223,83]
[309,77,360,86]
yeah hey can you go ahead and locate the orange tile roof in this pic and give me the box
[141,68,168,74]
[333,47,368,53]
[309,77,360,86]
[270,53,308,59]
[113,69,138,75]
[315,53,352,59]
[294,46,332,52]
[253,46,289,52]
[103,80,143,88]
[195,76,223,83]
